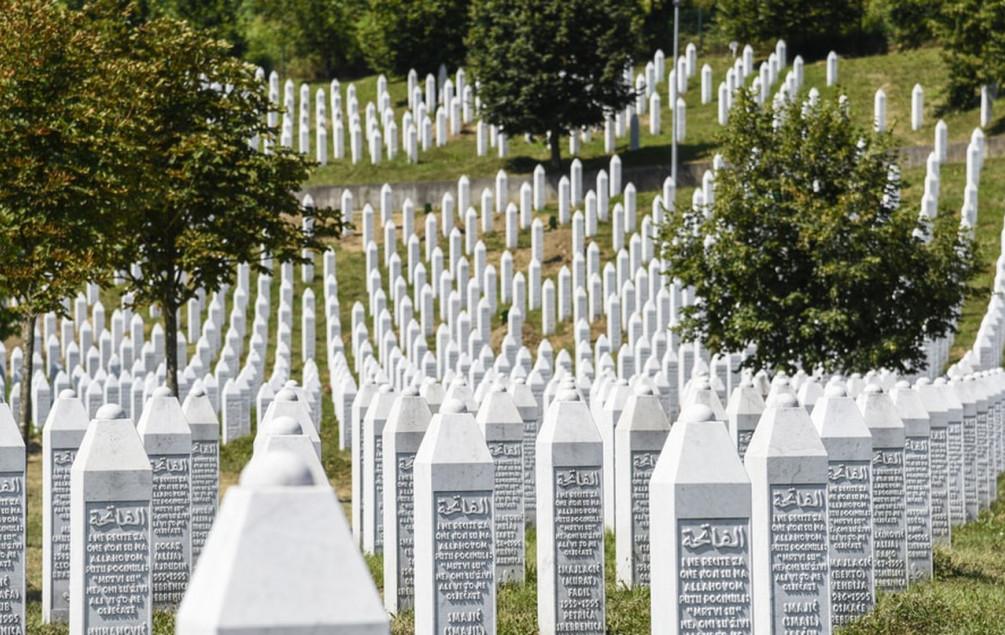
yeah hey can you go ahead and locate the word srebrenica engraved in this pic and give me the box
[433,491,494,635]
[553,467,604,635]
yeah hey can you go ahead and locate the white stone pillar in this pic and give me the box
[414,399,496,635]
[536,381,605,635]
[614,384,670,587]
[746,394,830,633]
[650,404,752,634]
[70,404,152,635]
[137,386,193,609]
[382,385,432,614]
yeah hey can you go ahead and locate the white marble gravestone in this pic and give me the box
[42,390,89,624]
[414,399,496,635]
[891,381,933,582]
[383,385,432,614]
[509,377,539,525]
[137,386,193,609]
[363,384,397,555]
[614,383,670,588]
[0,403,25,634]
[70,404,153,635]
[858,385,908,593]
[650,404,752,635]
[811,381,874,628]
[476,384,525,584]
[175,451,389,634]
[915,379,951,545]
[726,377,764,461]
[746,393,830,634]
[181,385,220,565]
[351,378,380,547]
[536,382,605,635]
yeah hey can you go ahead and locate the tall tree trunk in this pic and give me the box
[18,314,35,440]
[163,296,179,397]
[549,127,562,170]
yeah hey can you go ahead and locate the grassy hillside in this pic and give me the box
[299,47,999,187]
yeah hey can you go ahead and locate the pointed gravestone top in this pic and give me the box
[176,450,388,634]
[137,386,191,438]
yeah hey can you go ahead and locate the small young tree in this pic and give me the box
[0,0,133,435]
[466,0,638,168]
[659,90,978,375]
[107,12,344,395]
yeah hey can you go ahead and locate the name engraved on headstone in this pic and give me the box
[151,455,190,607]
[676,519,751,634]
[396,453,416,609]
[225,399,242,442]
[975,412,990,508]
[190,441,218,563]
[554,467,604,635]
[962,415,977,517]
[872,448,907,591]
[630,451,658,586]
[0,473,24,635]
[523,419,537,521]
[489,441,523,581]
[929,428,949,539]
[83,501,150,633]
[826,461,872,626]
[946,420,964,524]
[433,491,493,635]
[375,436,383,553]
[904,438,931,581]
[769,484,828,634]
[737,432,754,461]
[50,450,75,614]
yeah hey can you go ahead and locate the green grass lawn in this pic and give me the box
[298,46,998,188]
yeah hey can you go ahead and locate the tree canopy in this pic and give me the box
[100,7,344,394]
[659,90,978,375]
[466,0,638,168]
[357,0,470,77]
[935,0,1005,109]
[0,0,138,431]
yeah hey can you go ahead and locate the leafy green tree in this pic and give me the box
[105,10,344,395]
[466,0,638,168]
[715,0,867,58]
[883,0,941,48]
[658,90,978,374]
[243,0,365,79]
[357,0,470,76]
[935,0,1005,109]
[0,0,134,434]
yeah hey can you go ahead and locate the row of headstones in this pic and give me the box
[260,39,795,166]
[11,243,331,449]
[958,202,1005,372]
[255,34,999,172]
[22,366,338,632]
[316,357,1005,634]
[338,143,955,402]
